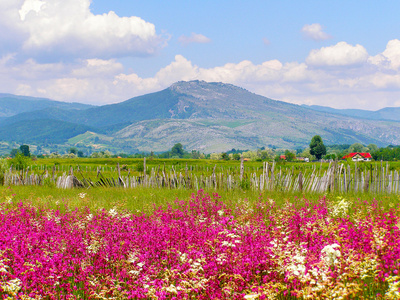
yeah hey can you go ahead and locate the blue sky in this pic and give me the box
[1,0,400,109]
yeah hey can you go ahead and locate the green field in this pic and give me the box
[3,157,400,215]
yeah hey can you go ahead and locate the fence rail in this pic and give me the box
[4,159,400,194]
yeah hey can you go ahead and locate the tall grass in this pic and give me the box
[3,184,399,218]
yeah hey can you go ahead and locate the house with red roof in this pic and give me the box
[342,152,372,161]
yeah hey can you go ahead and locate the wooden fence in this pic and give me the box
[4,159,400,194]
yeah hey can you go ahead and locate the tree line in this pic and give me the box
[9,138,400,162]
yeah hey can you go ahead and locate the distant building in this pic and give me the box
[342,152,372,161]
[280,155,286,160]
[296,157,309,162]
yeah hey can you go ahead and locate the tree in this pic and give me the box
[300,148,316,161]
[284,150,296,162]
[309,135,326,160]
[19,145,30,157]
[232,153,241,160]
[367,143,379,153]
[171,143,185,158]
[11,153,30,170]
[349,143,367,153]
[191,150,201,159]
[10,149,20,158]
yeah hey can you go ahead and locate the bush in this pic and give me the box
[0,158,8,185]
[136,163,144,172]
[239,178,251,190]
[10,153,30,170]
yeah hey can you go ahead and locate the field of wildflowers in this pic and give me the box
[1,190,400,299]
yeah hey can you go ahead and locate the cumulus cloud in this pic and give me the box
[369,39,400,70]
[0,0,165,61]
[301,23,332,41]
[0,56,127,104]
[306,42,368,66]
[3,38,400,110]
[178,33,211,45]
[112,56,313,100]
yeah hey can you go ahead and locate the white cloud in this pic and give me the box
[1,0,165,61]
[306,42,368,66]
[3,38,400,110]
[301,23,332,41]
[0,56,127,104]
[178,33,211,45]
[19,0,44,21]
[369,39,400,70]
[72,59,124,78]
[112,57,314,100]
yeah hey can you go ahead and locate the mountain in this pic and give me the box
[0,93,93,118]
[304,104,400,122]
[0,119,96,144]
[2,80,400,152]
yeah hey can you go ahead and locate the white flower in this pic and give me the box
[217,210,224,216]
[86,214,93,221]
[385,276,400,298]
[226,233,240,239]
[127,253,138,264]
[244,294,260,299]
[87,242,100,254]
[321,243,341,266]
[166,284,178,294]
[180,253,187,263]
[78,192,86,199]
[129,270,140,276]
[330,197,351,218]
[221,241,236,247]
[1,278,22,295]
[45,212,61,224]
[216,253,227,265]
[0,260,8,273]
[108,207,118,218]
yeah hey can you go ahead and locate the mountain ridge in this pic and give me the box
[2,80,400,152]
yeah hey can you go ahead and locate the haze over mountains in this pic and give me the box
[1,81,400,153]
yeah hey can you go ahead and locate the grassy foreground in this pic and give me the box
[2,185,400,215]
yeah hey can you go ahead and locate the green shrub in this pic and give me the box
[10,153,30,171]
[136,163,144,172]
[239,178,251,190]
[0,158,8,185]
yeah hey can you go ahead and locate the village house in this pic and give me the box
[342,152,372,161]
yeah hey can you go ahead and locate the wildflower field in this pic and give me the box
[1,188,400,299]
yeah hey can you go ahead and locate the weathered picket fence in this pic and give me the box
[4,159,400,194]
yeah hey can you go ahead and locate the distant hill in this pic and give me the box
[304,104,400,122]
[2,81,400,152]
[0,93,93,118]
[0,119,96,144]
